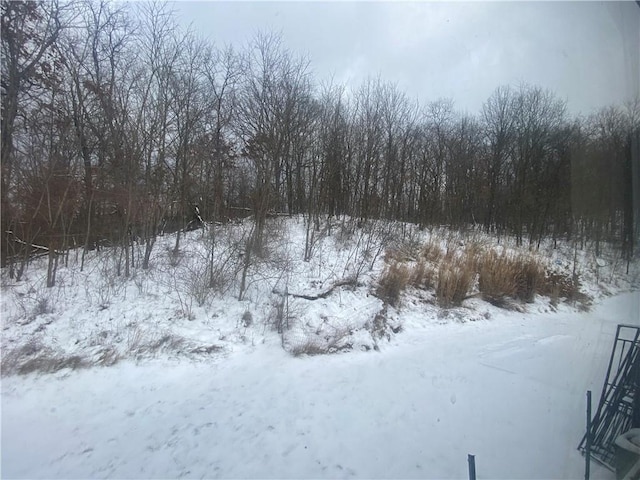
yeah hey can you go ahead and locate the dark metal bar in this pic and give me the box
[585,325,623,451]
[586,390,592,480]
[578,325,640,469]
[468,454,476,480]
[601,325,623,411]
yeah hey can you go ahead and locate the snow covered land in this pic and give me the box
[2,216,639,478]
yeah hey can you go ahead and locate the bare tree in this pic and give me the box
[235,32,312,298]
[481,86,516,234]
[1,0,73,267]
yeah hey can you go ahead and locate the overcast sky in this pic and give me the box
[172,1,640,117]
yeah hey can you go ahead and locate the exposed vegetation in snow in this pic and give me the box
[2,216,637,376]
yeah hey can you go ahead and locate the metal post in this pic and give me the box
[586,390,592,480]
[468,454,476,480]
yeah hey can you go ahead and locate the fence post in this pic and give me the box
[586,390,592,480]
[468,454,476,480]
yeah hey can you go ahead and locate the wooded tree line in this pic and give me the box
[2,0,638,280]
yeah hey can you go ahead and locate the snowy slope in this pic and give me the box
[2,217,637,375]
[2,217,639,478]
[1,217,397,371]
[3,291,638,479]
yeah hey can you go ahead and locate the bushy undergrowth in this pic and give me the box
[436,255,476,308]
[1,341,93,376]
[3,216,621,373]
[410,259,436,290]
[421,237,444,264]
[376,262,410,306]
[378,234,582,310]
[478,251,546,303]
[1,331,225,376]
[286,323,355,356]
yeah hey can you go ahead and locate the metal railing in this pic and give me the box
[579,324,640,471]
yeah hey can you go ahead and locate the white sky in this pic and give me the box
[172,1,640,117]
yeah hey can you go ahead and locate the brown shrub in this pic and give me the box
[383,248,401,263]
[130,333,189,357]
[541,270,584,305]
[463,243,484,273]
[17,355,90,375]
[477,251,520,300]
[421,238,444,264]
[410,259,436,290]
[441,245,456,266]
[468,240,487,261]
[516,256,546,302]
[289,340,330,357]
[376,262,410,306]
[542,270,576,298]
[382,234,585,311]
[436,256,475,308]
[1,342,92,376]
[288,325,354,357]
[477,251,546,303]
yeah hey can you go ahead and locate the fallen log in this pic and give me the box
[273,278,359,301]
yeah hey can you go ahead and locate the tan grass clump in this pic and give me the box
[410,259,436,290]
[420,237,444,264]
[477,251,546,303]
[377,232,584,311]
[376,262,411,306]
[435,254,476,308]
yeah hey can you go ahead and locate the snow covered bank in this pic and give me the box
[3,291,638,478]
[2,217,637,376]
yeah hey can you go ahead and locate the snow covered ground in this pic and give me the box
[1,217,639,478]
[3,291,638,479]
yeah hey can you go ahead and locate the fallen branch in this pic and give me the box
[5,231,63,255]
[273,278,359,301]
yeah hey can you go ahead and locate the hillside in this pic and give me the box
[2,216,638,375]
[2,217,639,478]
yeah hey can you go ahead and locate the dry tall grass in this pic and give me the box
[376,232,579,310]
[420,237,444,264]
[410,259,436,290]
[376,262,410,306]
[436,255,476,308]
[477,251,545,303]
